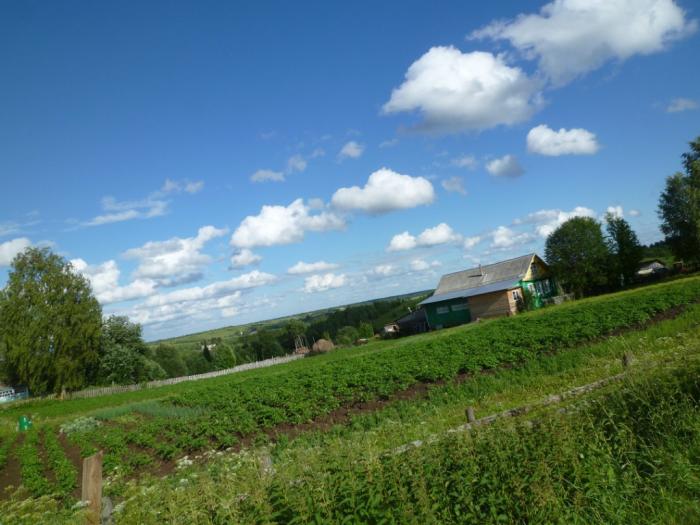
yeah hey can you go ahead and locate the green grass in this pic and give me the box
[2,286,700,523]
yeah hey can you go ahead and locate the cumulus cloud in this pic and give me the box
[230,248,262,268]
[143,270,276,308]
[527,124,599,155]
[666,97,699,112]
[410,259,442,272]
[303,272,347,293]
[628,209,641,217]
[124,225,228,286]
[251,169,285,183]
[0,237,31,266]
[338,141,364,160]
[606,205,624,218]
[491,226,534,249]
[382,46,542,133]
[287,260,339,274]
[451,155,478,169]
[387,223,460,251]
[471,0,696,85]
[441,176,467,195]
[369,264,398,278]
[463,236,482,249]
[70,258,157,305]
[379,138,399,148]
[231,199,345,248]
[486,155,524,178]
[331,168,435,214]
[515,206,596,237]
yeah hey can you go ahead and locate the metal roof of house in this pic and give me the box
[419,253,536,306]
[419,278,521,305]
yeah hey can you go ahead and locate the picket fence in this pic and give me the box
[65,354,304,400]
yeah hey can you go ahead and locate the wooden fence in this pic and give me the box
[66,354,303,400]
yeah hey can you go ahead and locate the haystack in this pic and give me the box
[312,339,335,353]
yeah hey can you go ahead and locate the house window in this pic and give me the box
[512,290,520,301]
[451,303,468,312]
[436,306,450,315]
[528,283,535,294]
[542,279,551,294]
[535,281,543,295]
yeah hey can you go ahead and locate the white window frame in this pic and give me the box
[436,306,450,315]
[451,303,468,312]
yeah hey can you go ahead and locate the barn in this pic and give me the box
[419,253,557,330]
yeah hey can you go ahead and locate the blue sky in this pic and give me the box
[1,0,699,339]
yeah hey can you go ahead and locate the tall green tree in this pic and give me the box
[153,343,188,378]
[605,213,643,287]
[545,217,610,298]
[97,315,164,385]
[0,247,102,394]
[658,136,700,265]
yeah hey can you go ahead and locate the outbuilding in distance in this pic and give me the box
[419,253,558,330]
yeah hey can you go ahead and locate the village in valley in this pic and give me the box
[1,1,699,523]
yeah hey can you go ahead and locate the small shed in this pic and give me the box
[637,259,669,278]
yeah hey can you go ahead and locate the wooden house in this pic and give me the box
[419,253,557,330]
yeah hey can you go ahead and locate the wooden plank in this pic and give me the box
[81,451,103,525]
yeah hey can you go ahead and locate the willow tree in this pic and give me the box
[0,247,102,394]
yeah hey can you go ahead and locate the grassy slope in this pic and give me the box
[1,288,699,522]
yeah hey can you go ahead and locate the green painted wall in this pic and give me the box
[519,277,558,308]
[425,298,471,329]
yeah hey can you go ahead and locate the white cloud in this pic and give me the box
[379,138,399,148]
[310,148,326,158]
[83,196,167,227]
[287,154,307,173]
[124,225,228,286]
[382,46,542,132]
[666,97,699,112]
[161,178,205,195]
[143,270,277,308]
[70,258,157,305]
[331,168,435,214]
[338,141,364,160]
[441,176,467,195]
[515,206,596,237]
[0,237,31,266]
[231,199,345,248]
[410,259,442,272]
[81,180,202,227]
[303,272,347,293]
[606,205,624,218]
[486,155,524,178]
[251,169,285,183]
[463,236,482,249]
[230,248,262,268]
[628,209,641,217]
[387,223,460,251]
[287,260,339,275]
[451,155,477,169]
[491,226,534,249]
[471,0,696,85]
[369,264,397,277]
[527,124,599,156]
[387,231,417,252]
[417,223,460,246]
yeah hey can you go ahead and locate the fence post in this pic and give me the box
[466,406,476,423]
[82,451,103,524]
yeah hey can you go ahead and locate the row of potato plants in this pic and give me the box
[42,429,77,496]
[15,430,51,497]
[71,278,700,474]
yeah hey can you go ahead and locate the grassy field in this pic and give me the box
[1,277,699,523]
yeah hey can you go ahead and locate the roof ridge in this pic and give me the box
[439,252,535,278]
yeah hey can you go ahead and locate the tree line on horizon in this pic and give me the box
[0,136,698,395]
